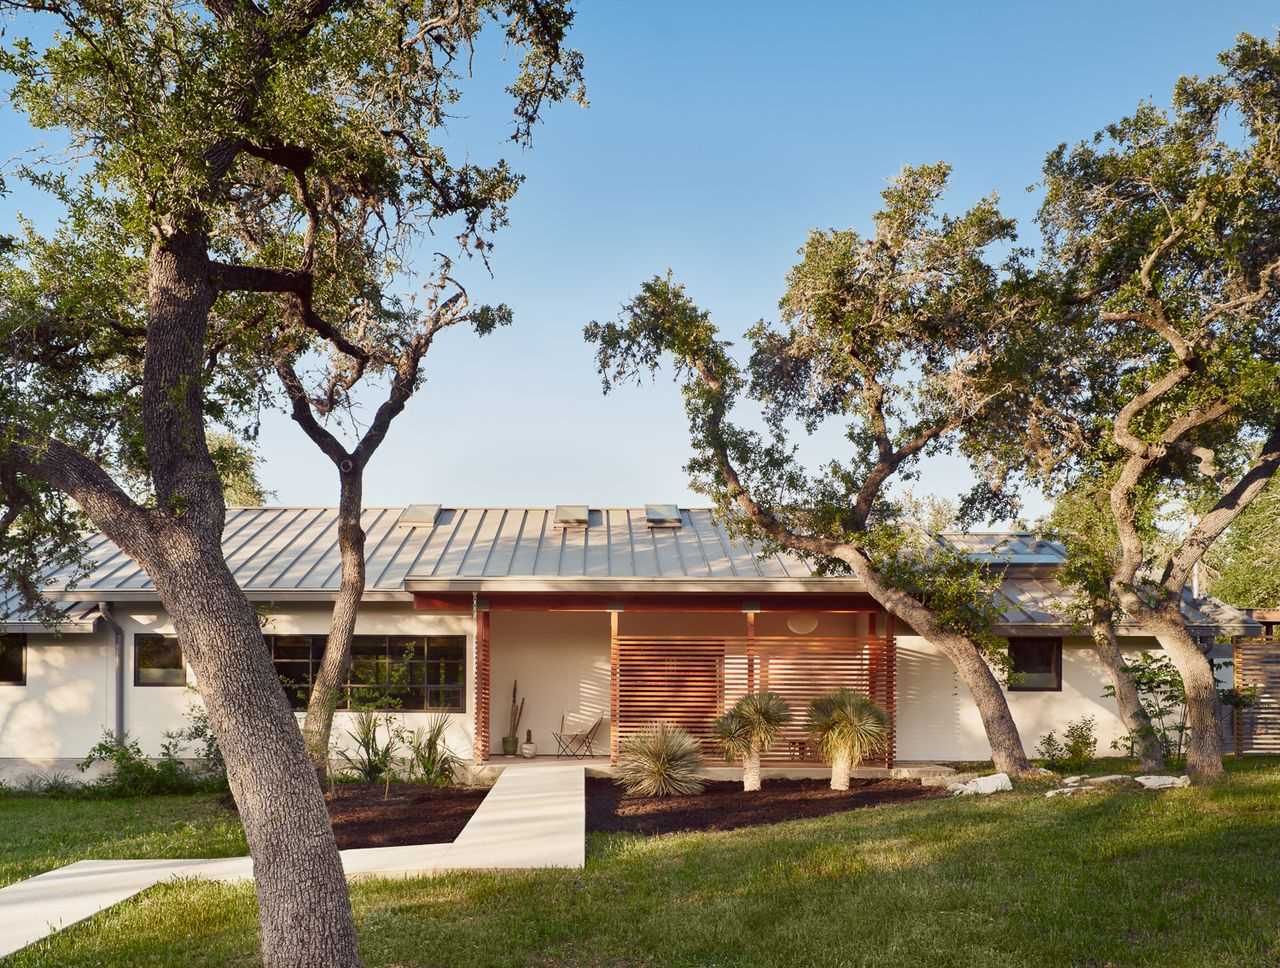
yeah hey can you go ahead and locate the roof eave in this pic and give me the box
[403,577,865,594]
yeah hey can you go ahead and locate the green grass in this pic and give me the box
[6,759,1280,967]
[0,794,247,888]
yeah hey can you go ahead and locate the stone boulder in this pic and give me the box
[948,772,1013,796]
[1135,774,1192,790]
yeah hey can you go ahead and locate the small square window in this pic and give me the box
[0,634,26,686]
[135,634,187,687]
[1008,637,1062,692]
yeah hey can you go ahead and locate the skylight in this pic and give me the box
[644,504,683,528]
[554,505,591,528]
[396,504,440,527]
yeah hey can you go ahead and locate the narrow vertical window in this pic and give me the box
[0,634,26,686]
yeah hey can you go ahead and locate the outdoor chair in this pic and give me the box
[554,715,603,758]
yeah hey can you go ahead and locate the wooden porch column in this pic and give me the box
[883,612,897,769]
[609,610,620,765]
[474,609,491,764]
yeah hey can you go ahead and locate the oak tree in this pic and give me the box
[587,165,1050,776]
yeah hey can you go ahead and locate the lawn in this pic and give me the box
[5,759,1280,967]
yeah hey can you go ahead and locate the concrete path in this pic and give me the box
[0,764,584,958]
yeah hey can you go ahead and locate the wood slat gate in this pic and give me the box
[614,633,896,767]
[1233,637,1280,754]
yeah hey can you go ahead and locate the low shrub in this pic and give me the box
[78,731,212,796]
[1037,715,1098,772]
[335,710,398,784]
[398,714,459,787]
[616,722,705,797]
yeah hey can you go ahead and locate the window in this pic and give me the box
[1007,637,1062,691]
[135,634,187,686]
[267,634,465,712]
[0,634,26,685]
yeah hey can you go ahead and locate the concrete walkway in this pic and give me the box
[0,764,584,958]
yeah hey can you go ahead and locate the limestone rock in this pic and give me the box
[1083,774,1130,785]
[949,772,1013,796]
[1134,774,1192,790]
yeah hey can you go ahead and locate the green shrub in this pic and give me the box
[398,714,459,786]
[335,710,398,784]
[616,723,705,797]
[78,731,207,796]
[1037,715,1097,772]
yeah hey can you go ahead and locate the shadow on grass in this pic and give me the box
[7,759,1280,968]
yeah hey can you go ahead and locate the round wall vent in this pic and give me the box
[786,614,820,635]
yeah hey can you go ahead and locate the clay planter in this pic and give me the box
[501,735,519,756]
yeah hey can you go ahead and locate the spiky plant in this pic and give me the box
[713,691,790,791]
[616,723,705,797]
[806,689,888,790]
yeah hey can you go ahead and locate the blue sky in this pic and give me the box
[5,2,1278,517]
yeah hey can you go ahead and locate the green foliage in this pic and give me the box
[335,710,398,785]
[77,730,219,797]
[1035,715,1097,772]
[713,692,791,762]
[1207,478,1280,608]
[396,715,459,787]
[585,164,1042,653]
[206,432,273,507]
[616,723,705,798]
[805,689,888,769]
[1103,653,1187,760]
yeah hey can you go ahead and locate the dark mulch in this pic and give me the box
[325,783,488,849]
[586,776,943,835]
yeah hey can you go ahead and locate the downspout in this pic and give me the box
[97,603,125,742]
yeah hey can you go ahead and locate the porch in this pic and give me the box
[413,591,899,769]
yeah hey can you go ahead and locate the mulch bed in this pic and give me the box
[324,783,488,849]
[586,776,943,835]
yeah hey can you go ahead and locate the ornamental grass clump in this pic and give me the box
[806,689,888,790]
[616,723,705,797]
[713,691,790,791]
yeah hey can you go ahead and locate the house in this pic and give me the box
[0,505,1260,781]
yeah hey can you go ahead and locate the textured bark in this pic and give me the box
[840,552,1034,777]
[302,470,365,776]
[1090,609,1165,772]
[830,749,851,791]
[1129,602,1224,781]
[742,749,761,791]
[142,234,360,967]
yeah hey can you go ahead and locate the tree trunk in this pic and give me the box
[302,469,366,778]
[830,749,851,791]
[742,749,761,791]
[1090,609,1165,772]
[842,552,1034,776]
[1143,605,1224,781]
[142,233,361,967]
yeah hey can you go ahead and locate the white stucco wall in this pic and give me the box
[0,633,114,777]
[489,611,611,756]
[895,631,1165,762]
[0,601,1222,775]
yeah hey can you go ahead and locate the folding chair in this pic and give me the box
[553,715,603,758]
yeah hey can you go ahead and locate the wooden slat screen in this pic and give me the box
[615,633,896,767]
[1233,637,1280,754]
[474,610,491,762]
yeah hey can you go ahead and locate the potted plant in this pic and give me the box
[520,728,537,758]
[502,681,524,756]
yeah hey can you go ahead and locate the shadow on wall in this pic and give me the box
[895,641,977,761]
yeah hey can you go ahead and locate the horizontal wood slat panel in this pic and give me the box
[615,633,896,767]
[1233,638,1280,753]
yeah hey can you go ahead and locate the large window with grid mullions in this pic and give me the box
[268,634,466,712]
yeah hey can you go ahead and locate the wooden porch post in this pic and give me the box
[884,613,897,769]
[474,609,491,764]
[610,610,620,765]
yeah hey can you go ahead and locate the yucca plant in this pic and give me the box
[401,714,459,787]
[336,710,398,786]
[616,723,705,797]
[713,691,790,791]
[806,689,888,790]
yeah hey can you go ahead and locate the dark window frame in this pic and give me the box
[0,633,26,686]
[268,634,466,713]
[134,634,188,687]
[1007,636,1063,692]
